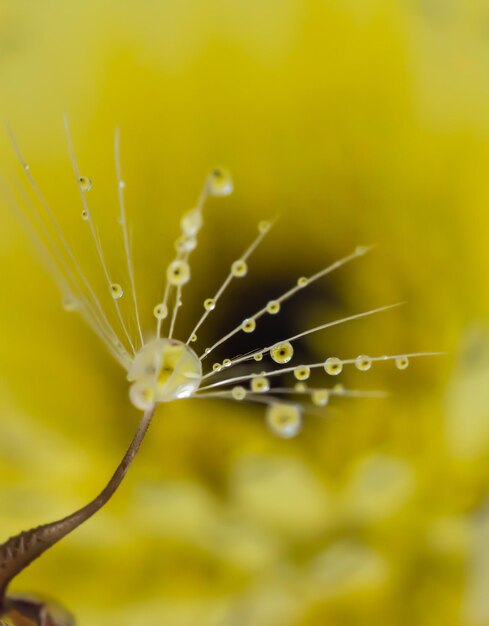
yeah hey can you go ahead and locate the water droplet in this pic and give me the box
[241,318,256,333]
[223,358,231,367]
[154,303,168,320]
[333,383,345,395]
[181,209,203,237]
[312,389,329,407]
[231,386,246,400]
[175,235,197,253]
[78,176,92,192]
[266,300,281,315]
[258,220,271,234]
[62,295,79,312]
[294,382,307,392]
[213,362,222,372]
[81,209,90,221]
[270,341,294,364]
[324,357,343,375]
[251,376,270,393]
[395,356,409,370]
[204,348,211,355]
[167,260,191,286]
[294,365,310,381]
[110,283,124,299]
[253,352,263,362]
[355,355,372,371]
[266,403,302,438]
[190,334,198,343]
[297,276,308,288]
[231,259,248,278]
[207,167,233,197]
[204,298,216,311]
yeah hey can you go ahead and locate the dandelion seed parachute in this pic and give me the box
[5,120,442,434]
[0,119,443,611]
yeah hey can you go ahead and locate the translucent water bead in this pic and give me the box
[324,357,343,375]
[78,176,92,192]
[110,283,124,300]
[167,260,191,286]
[395,356,409,370]
[128,338,202,410]
[207,168,233,197]
[231,259,248,278]
[270,341,294,364]
[241,318,256,333]
[294,366,310,381]
[251,376,270,393]
[355,355,372,371]
[204,298,216,311]
[266,403,303,438]
[266,300,281,315]
[153,303,169,320]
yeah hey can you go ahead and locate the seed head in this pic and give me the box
[5,118,443,438]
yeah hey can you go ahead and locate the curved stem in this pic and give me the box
[0,405,156,608]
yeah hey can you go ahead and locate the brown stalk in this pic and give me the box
[0,405,155,607]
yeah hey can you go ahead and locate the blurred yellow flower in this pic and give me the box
[0,1,489,625]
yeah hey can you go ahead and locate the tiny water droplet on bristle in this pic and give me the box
[190,334,198,343]
[333,383,345,394]
[312,389,329,407]
[254,352,263,362]
[154,303,168,320]
[266,403,302,438]
[258,220,271,234]
[213,362,222,372]
[395,356,409,370]
[297,277,308,287]
[167,260,191,286]
[241,318,256,333]
[294,365,310,381]
[81,209,90,221]
[175,235,197,253]
[110,283,124,299]
[324,357,343,375]
[204,347,211,355]
[266,300,281,315]
[231,259,248,278]
[294,382,307,392]
[355,355,372,371]
[271,341,294,364]
[181,209,203,237]
[232,386,246,400]
[204,298,216,311]
[62,295,79,312]
[222,358,231,367]
[251,376,270,393]
[207,167,233,197]
[78,176,92,192]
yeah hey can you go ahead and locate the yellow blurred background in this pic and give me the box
[1,1,489,624]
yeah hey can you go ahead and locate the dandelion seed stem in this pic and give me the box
[64,116,136,356]
[7,124,125,361]
[198,352,445,392]
[187,219,274,344]
[202,302,403,378]
[0,405,155,607]
[199,244,375,360]
[115,127,144,349]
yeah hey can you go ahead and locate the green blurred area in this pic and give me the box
[1,1,489,624]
